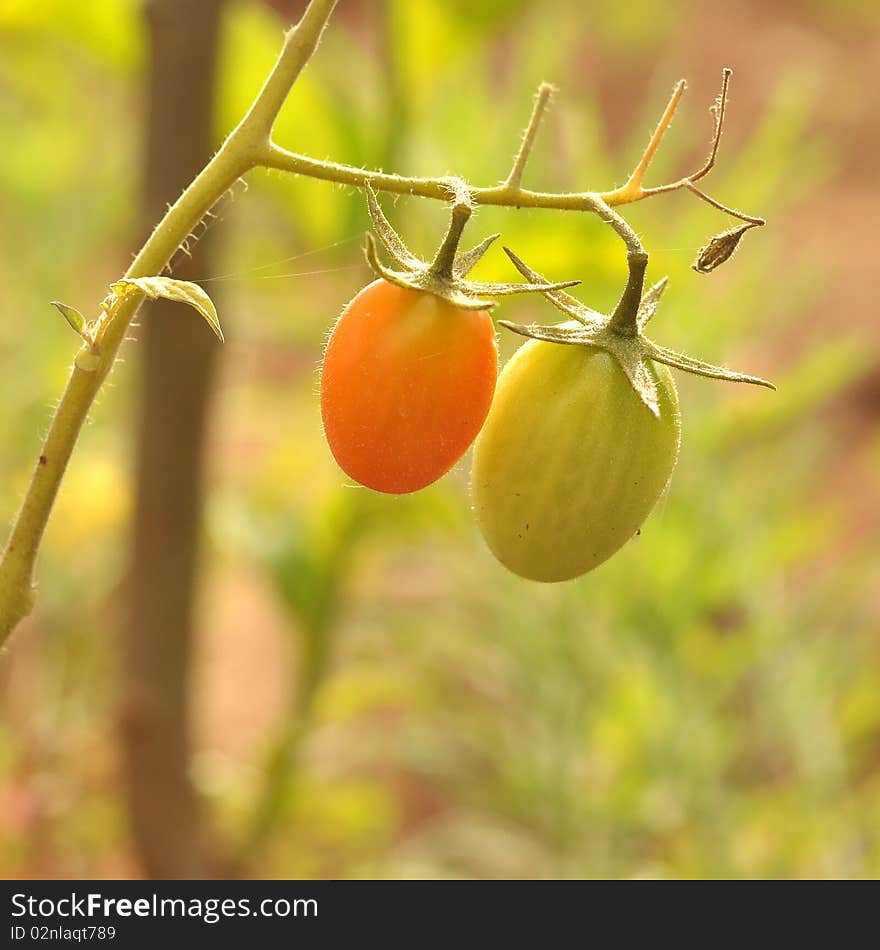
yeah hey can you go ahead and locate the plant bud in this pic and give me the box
[692,224,755,274]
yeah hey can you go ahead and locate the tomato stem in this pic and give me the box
[427,196,474,280]
[257,69,762,227]
[0,0,340,645]
[608,252,648,337]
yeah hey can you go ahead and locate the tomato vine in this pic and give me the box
[0,0,768,642]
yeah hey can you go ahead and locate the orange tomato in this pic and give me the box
[320,279,498,494]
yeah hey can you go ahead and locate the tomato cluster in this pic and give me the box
[318,193,772,582]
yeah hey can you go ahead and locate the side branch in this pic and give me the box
[263,142,661,211]
[504,82,556,192]
[617,79,687,202]
[231,0,338,148]
[645,67,731,195]
[602,68,761,226]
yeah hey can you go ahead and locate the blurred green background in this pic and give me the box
[1,0,878,879]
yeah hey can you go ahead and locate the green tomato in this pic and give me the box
[472,338,681,582]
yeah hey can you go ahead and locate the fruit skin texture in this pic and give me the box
[472,337,681,582]
[321,279,498,494]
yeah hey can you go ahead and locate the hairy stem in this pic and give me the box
[0,0,339,645]
[505,82,556,192]
[427,195,473,278]
[617,79,686,201]
[608,252,649,337]
[263,142,678,211]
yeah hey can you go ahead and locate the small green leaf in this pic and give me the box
[50,301,85,336]
[110,276,224,342]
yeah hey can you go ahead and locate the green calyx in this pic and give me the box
[499,247,775,419]
[364,182,580,311]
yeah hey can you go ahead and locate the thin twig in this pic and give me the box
[0,0,341,645]
[641,67,733,196]
[505,82,556,192]
[620,79,687,197]
[684,181,765,226]
[690,67,731,184]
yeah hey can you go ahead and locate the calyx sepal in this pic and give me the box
[364,183,579,311]
[501,247,775,418]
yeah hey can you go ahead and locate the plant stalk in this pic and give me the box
[0,0,339,645]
